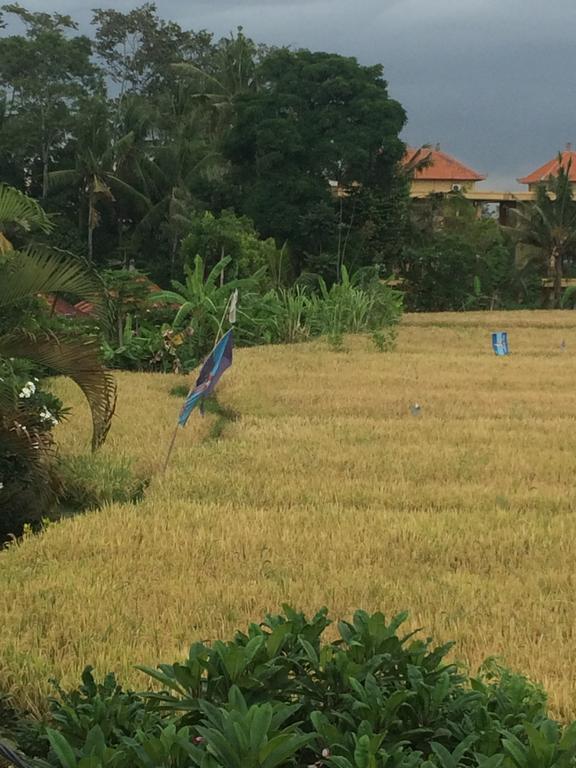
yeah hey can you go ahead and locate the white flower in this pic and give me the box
[18,381,36,398]
[0,482,3,490]
[39,407,58,426]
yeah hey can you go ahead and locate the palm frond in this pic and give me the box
[48,169,82,191]
[149,289,186,305]
[0,738,31,768]
[0,374,17,413]
[0,332,116,450]
[0,185,52,246]
[134,197,170,234]
[171,62,228,95]
[106,175,151,214]
[0,247,109,321]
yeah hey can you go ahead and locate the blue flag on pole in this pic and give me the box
[492,331,509,356]
[178,329,233,426]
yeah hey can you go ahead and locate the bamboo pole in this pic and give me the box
[162,293,235,472]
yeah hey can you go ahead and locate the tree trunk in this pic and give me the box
[170,234,178,280]
[88,197,95,263]
[88,223,94,263]
[117,312,124,347]
[41,143,49,201]
[40,107,49,200]
[87,187,99,263]
[336,195,343,282]
[552,246,562,308]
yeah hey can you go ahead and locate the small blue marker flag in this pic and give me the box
[178,329,233,427]
[492,331,509,356]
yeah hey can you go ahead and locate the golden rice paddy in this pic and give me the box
[2,310,576,717]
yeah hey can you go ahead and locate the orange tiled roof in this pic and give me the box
[74,300,96,315]
[518,149,576,184]
[40,294,93,317]
[403,146,485,182]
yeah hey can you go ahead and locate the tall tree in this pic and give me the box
[133,86,224,280]
[173,27,263,141]
[225,49,406,274]
[92,3,214,102]
[49,99,150,263]
[0,4,101,198]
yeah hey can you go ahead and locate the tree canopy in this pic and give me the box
[0,5,409,284]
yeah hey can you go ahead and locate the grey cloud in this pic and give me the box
[16,0,576,187]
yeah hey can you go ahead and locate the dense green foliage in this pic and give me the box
[104,256,402,371]
[224,49,406,273]
[1,2,573,541]
[2,607,575,767]
[0,184,115,538]
[400,196,542,311]
[0,2,569,313]
[0,4,407,284]
[510,161,576,307]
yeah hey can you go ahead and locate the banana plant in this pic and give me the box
[151,253,266,358]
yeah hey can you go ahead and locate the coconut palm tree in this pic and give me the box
[173,27,259,140]
[134,92,224,277]
[512,159,576,307]
[49,101,151,262]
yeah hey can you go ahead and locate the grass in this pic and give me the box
[2,310,576,718]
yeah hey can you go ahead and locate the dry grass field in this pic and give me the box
[2,310,576,718]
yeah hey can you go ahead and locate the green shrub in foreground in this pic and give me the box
[4,607,576,767]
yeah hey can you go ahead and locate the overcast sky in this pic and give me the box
[16,0,576,189]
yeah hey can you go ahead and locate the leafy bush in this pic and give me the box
[0,187,116,539]
[152,254,268,364]
[149,256,402,366]
[402,197,542,312]
[181,210,284,280]
[0,362,67,540]
[306,266,403,339]
[6,607,576,768]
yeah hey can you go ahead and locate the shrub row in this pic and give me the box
[2,607,574,767]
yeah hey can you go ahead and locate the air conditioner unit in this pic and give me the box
[451,184,462,192]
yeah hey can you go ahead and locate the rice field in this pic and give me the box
[2,310,576,718]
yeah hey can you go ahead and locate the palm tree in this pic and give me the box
[135,92,224,277]
[49,102,151,262]
[173,27,259,140]
[512,159,576,307]
[0,184,116,453]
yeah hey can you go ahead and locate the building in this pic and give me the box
[518,144,576,191]
[403,145,485,197]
